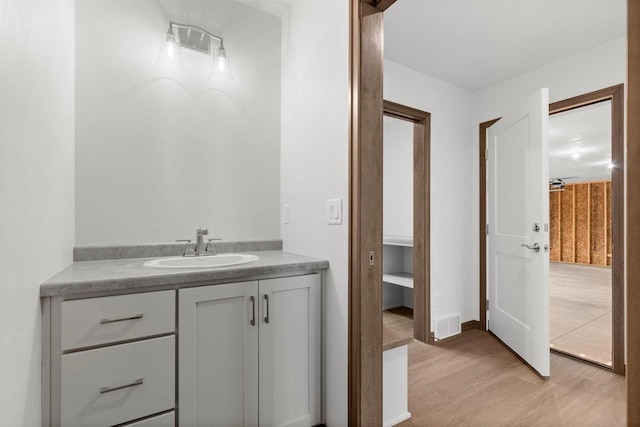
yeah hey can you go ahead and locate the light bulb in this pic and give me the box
[608,162,614,169]
[167,41,177,60]
[209,46,234,80]
[157,26,184,68]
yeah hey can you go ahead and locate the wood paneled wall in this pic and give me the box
[549,181,612,266]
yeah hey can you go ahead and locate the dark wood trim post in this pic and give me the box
[349,0,384,424]
[479,119,499,331]
[627,0,640,423]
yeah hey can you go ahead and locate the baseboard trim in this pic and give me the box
[462,320,480,332]
[384,411,411,427]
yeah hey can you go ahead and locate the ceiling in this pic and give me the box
[383,0,626,92]
[549,101,612,183]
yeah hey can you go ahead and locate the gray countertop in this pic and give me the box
[40,250,329,297]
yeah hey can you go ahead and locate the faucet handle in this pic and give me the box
[176,239,196,257]
[206,238,222,255]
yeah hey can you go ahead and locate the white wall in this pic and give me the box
[384,60,475,324]
[470,37,626,321]
[383,116,413,238]
[472,38,626,122]
[0,0,75,425]
[75,0,281,244]
[279,1,349,424]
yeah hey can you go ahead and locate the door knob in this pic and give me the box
[521,243,540,253]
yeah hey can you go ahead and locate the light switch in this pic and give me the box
[283,204,290,224]
[327,198,342,225]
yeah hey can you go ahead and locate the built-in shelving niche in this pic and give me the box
[382,237,414,310]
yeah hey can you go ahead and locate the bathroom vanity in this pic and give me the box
[40,241,328,427]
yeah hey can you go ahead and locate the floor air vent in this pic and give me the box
[433,313,461,340]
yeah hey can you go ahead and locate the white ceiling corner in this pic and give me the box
[383,0,626,92]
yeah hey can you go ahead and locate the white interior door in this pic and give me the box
[487,88,550,377]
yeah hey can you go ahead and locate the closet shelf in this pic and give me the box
[383,272,413,289]
[383,235,413,247]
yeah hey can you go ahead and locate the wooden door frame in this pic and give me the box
[350,0,640,423]
[478,85,625,375]
[348,0,386,424]
[383,100,432,344]
[627,0,640,423]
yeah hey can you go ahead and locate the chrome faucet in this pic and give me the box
[195,227,208,255]
[178,228,221,257]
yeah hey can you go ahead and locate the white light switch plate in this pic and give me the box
[326,198,342,225]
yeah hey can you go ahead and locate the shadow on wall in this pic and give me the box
[75,0,282,245]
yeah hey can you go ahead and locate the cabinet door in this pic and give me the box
[179,282,259,427]
[259,274,321,427]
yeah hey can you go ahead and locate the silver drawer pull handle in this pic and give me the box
[264,294,270,324]
[250,296,256,326]
[100,314,144,324]
[100,378,143,394]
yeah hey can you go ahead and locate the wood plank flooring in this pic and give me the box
[395,329,625,426]
[384,306,414,338]
[550,262,612,366]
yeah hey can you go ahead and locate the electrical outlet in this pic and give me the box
[434,293,441,307]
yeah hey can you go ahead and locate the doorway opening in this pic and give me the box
[547,86,624,372]
[382,100,431,345]
[350,0,639,422]
[382,112,416,340]
[479,85,625,375]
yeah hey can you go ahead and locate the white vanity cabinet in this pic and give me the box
[178,274,322,427]
[46,290,176,427]
[43,266,325,427]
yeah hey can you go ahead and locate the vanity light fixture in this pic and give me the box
[158,21,234,80]
[158,25,182,65]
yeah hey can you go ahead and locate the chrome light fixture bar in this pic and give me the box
[158,21,234,80]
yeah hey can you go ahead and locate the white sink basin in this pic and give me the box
[144,254,259,269]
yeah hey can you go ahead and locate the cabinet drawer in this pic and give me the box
[122,411,175,427]
[61,336,175,427]
[61,290,175,350]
